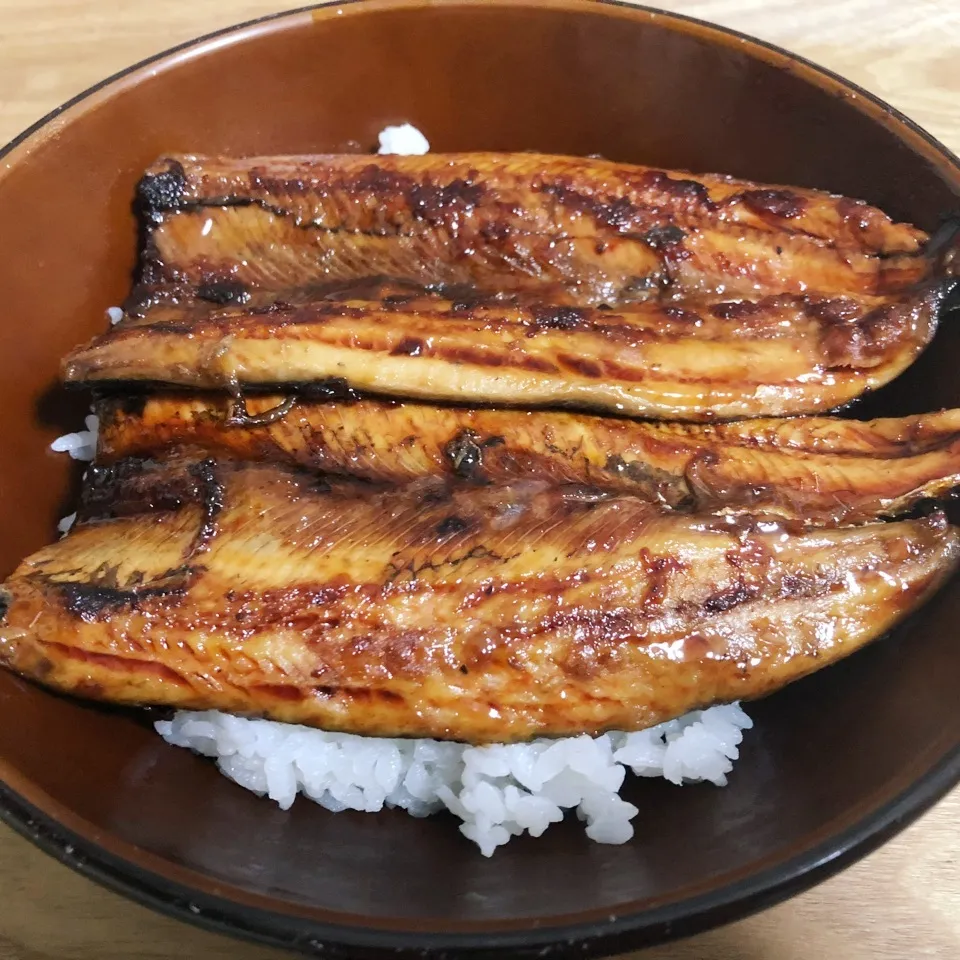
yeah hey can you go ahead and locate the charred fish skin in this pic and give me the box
[95,395,960,524]
[1,461,957,744]
[62,283,949,421]
[137,153,932,305]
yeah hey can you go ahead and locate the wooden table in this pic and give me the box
[0,1,958,957]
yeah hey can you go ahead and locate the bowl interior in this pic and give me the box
[0,0,959,954]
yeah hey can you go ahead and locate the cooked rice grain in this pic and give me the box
[50,413,97,462]
[377,122,430,155]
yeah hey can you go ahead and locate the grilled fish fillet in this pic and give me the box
[96,395,960,524]
[62,285,949,420]
[138,153,934,304]
[0,460,956,743]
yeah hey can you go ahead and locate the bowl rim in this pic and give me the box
[1,0,959,957]
[2,746,960,957]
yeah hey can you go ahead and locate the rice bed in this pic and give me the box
[156,706,753,856]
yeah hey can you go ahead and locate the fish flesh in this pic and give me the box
[62,285,950,420]
[6,151,960,751]
[0,460,956,743]
[96,395,960,525]
[70,155,957,420]
[138,153,936,305]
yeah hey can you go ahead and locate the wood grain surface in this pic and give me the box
[0,1,958,958]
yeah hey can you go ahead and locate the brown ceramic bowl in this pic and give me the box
[1,1,959,957]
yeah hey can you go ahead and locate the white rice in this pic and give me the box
[56,512,77,535]
[378,122,430,155]
[49,413,98,462]
[156,705,753,857]
[50,126,756,854]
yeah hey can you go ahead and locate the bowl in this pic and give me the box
[1,1,959,957]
